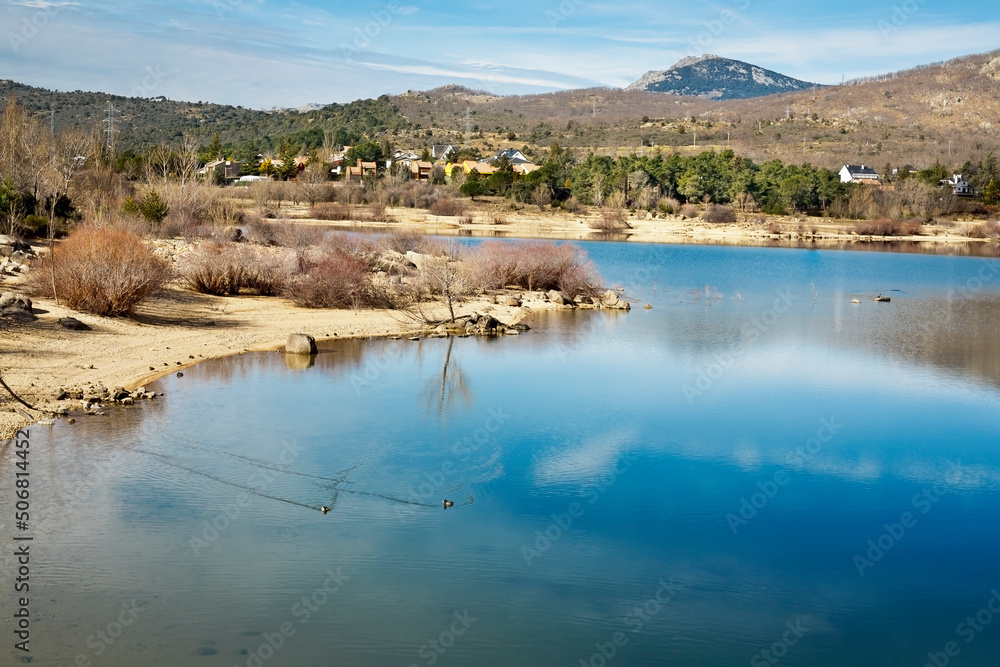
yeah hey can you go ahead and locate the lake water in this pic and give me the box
[3,241,1000,666]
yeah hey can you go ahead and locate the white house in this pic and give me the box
[942,174,975,197]
[839,165,881,185]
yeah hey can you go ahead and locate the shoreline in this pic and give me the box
[0,284,543,441]
[289,204,1000,257]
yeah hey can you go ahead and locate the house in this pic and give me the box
[461,160,496,175]
[199,159,242,180]
[513,163,540,177]
[839,165,881,185]
[345,159,378,182]
[485,148,532,166]
[942,174,975,197]
[432,144,458,160]
[410,161,433,181]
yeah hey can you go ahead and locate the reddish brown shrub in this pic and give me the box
[311,203,353,221]
[26,226,170,316]
[703,204,737,224]
[286,251,393,309]
[854,219,921,236]
[428,198,466,216]
[358,203,393,223]
[680,204,700,218]
[468,241,603,296]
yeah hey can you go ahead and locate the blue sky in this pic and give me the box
[1,0,998,108]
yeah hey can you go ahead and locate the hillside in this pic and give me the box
[0,79,408,152]
[627,55,820,100]
[3,48,1000,175]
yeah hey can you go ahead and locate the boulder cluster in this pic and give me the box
[51,383,160,416]
[0,235,34,277]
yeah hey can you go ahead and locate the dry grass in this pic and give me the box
[25,226,170,316]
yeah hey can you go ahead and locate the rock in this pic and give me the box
[10,251,29,264]
[121,397,135,406]
[546,290,573,306]
[286,333,318,355]
[0,234,15,246]
[851,299,861,304]
[0,292,35,322]
[644,304,653,310]
[404,251,446,273]
[112,387,131,401]
[59,317,91,331]
[53,388,69,400]
[499,295,522,307]
[223,226,243,242]
[600,289,631,311]
[136,387,147,395]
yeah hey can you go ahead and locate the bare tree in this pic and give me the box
[295,160,333,208]
[40,126,91,302]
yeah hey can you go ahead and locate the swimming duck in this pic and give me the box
[442,500,455,509]
[320,506,331,514]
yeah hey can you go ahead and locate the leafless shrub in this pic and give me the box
[486,208,508,225]
[854,219,922,236]
[592,207,630,231]
[183,242,293,296]
[563,197,587,215]
[703,204,737,224]
[766,221,783,234]
[429,198,466,216]
[25,226,170,316]
[680,204,700,218]
[311,202,353,221]
[966,221,1000,239]
[338,184,365,205]
[376,230,447,256]
[286,251,394,309]
[530,184,553,211]
[207,198,245,228]
[466,241,603,297]
[358,203,393,223]
[658,197,680,215]
[459,214,475,225]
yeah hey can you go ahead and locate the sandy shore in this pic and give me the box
[0,280,532,441]
[286,202,1000,253]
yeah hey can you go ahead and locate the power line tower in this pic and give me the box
[464,106,471,148]
[103,101,120,161]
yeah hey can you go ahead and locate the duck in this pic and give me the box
[320,506,331,514]
[442,500,455,509]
